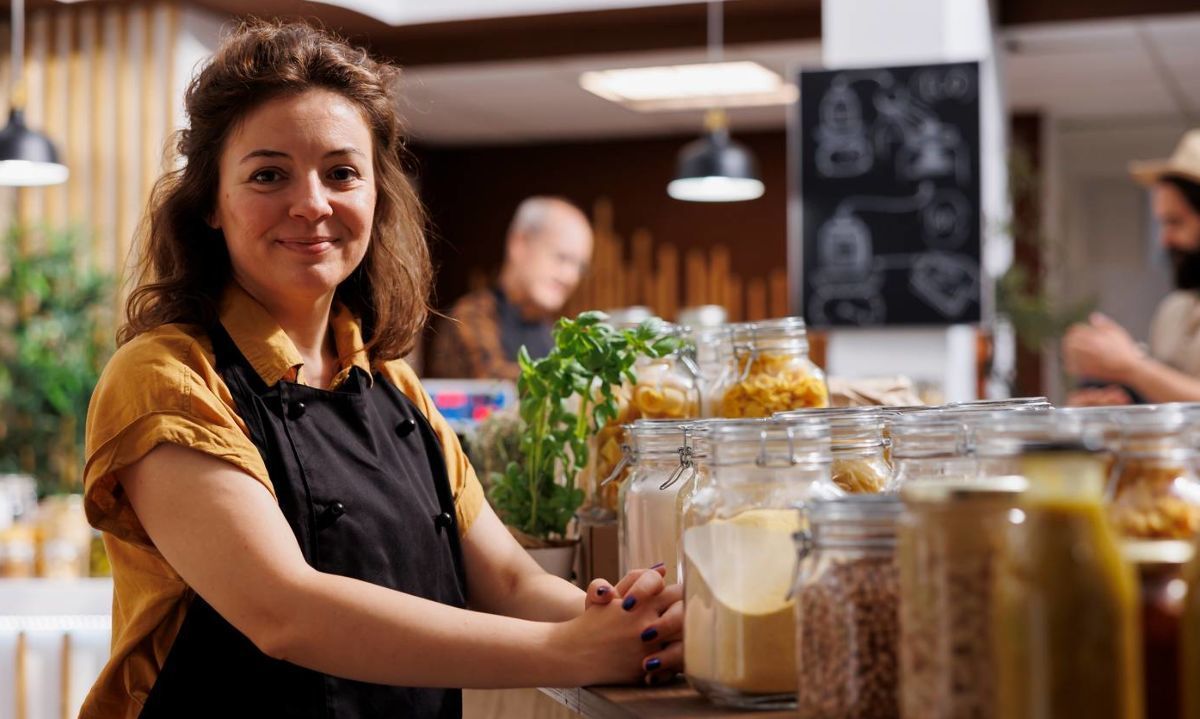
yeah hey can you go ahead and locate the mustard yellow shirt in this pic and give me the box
[79,283,485,719]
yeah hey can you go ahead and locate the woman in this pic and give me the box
[1064,131,1200,405]
[81,20,681,719]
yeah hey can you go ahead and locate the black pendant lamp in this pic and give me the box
[0,0,67,187]
[667,0,763,203]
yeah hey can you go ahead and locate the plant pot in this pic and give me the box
[526,541,579,580]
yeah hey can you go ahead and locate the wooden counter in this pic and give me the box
[540,679,797,718]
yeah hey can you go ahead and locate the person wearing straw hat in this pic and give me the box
[1063,129,1200,405]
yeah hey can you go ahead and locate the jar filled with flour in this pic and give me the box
[682,416,839,710]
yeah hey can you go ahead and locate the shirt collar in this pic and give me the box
[218,282,374,388]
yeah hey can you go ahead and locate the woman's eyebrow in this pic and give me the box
[239,147,362,163]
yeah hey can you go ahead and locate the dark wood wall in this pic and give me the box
[412,129,789,313]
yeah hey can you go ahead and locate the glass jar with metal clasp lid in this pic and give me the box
[791,494,903,719]
[974,412,1142,719]
[775,407,892,494]
[884,410,974,491]
[1107,405,1200,540]
[710,318,829,418]
[683,416,842,710]
[618,419,693,584]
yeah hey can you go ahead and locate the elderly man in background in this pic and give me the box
[1063,129,1200,405]
[426,196,594,379]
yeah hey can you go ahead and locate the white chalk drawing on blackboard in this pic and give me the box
[809,182,978,322]
[813,68,972,184]
[908,252,980,317]
[921,189,970,249]
[813,70,891,178]
[913,66,976,104]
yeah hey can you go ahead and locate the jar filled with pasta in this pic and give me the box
[777,408,891,494]
[629,323,701,420]
[885,411,974,491]
[683,416,840,710]
[710,318,829,418]
[620,419,692,584]
[1109,406,1200,540]
[975,413,1142,719]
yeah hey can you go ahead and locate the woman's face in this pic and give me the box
[212,88,376,309]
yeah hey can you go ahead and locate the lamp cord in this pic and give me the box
[707,0,722,63]
[11,0,24,109]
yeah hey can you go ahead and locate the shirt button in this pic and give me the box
[396,418,417,437]
[289,401,306,420]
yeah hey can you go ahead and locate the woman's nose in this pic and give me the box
[290,173,333,222]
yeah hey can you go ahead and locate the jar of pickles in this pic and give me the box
[975,414,1142,719]
[885,412,974,491]
[683,417,839,710]
[792,495,902,719]
[710,318,829,418]
[898,476,1023,719]
[620,420,691,583]
[777,408,891,494]
[1108,406,1200,540]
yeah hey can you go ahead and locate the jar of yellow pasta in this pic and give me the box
[776,407,891,494]
[629,323,701,420]
[710,318,828,418]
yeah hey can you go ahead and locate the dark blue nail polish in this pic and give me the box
[645,657,662,671]
[640,627,658,642]
[622,596,637,610]
[597,586,608,596]
[650,561,665,570]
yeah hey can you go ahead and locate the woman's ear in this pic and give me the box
[206,210,221,230]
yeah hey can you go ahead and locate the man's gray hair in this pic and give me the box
[507,196,584,239]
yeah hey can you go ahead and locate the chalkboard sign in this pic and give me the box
[798,61,981,327]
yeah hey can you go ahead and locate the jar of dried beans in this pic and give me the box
[792,495,902,719]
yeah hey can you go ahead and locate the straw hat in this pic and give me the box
[1130,128,1200,186]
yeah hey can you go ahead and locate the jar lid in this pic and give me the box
[775,407,887,450]
[945,397,1052,410]
[889,413,970,457]
[901,476,1028,503]
[1121,539,1196,565]
[808,494,903,523]
[729,317,809,350]
[971,410,1105,456]
[709,416,831,466]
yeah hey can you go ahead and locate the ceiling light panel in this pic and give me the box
[580,61,797,112]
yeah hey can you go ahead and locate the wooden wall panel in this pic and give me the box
[0,2,178,289]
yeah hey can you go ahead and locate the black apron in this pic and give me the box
[139,322,468,719]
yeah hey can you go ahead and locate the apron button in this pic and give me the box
[396,418,417,437]
[328,501,346,518]
[289,401,306,420]
[434,511,454,533]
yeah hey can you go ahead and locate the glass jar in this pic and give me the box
[682,322,730,417]
[619,420,691,584]
[1123,539,1193,719]
[711,318,829,418]
[683,416,839,710]
[898,477,1024,719]
[629,322,701,421]
[777,408,892,494]
[885,412,973,491]
[975,415,1142,719]
[1185,533,1200,719]
[792,495,902,719]
[1108,406,1200,540]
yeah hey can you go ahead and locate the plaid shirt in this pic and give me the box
[427,287,521,379]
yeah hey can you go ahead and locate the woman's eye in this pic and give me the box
[329,166,360,182]
[251,169,282,184]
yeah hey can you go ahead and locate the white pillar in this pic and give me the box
[818,0,1009,402]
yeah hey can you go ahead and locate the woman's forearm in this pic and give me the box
[503,571,586,622]
[268,569,582,688]
[1126,356,1200,403]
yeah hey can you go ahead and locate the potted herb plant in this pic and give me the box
[488,311,676,578]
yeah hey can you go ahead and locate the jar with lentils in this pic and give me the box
[793,495,902,719]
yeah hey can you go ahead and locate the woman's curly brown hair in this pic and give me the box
[119,19,430,362]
